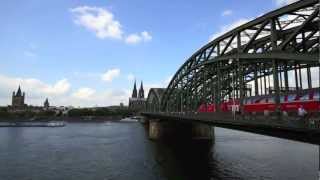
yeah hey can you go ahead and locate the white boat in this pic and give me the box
[121,117,138,122]
[47,121,65,127]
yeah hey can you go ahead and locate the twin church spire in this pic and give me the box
[132,81,137,98]
[129,80,146,112]
[131,80,144,99]
[138,81,144,98]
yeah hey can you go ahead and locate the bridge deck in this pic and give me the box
[143,112,320,145]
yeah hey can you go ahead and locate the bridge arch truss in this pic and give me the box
[161,0,320,112]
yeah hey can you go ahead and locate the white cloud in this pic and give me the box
[209,18,250,41]
[0,75,70,97]
[70,6,123,39]
[0,73,131,107]
[101,68,120,82]
[125,31,152,44]
[68,88,130,107]
[125,34,141,44]
[127,74,135,81]
[274,0,298,6]
[72,87,96,100]
[98,89,130,106]
[141,31,152,41]
[42,79,71,95]
[222,10,233,16]
[0,74,71,106]
[70,6,153,45]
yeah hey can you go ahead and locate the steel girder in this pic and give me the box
[161,0,320,112]
[146,88,166,112]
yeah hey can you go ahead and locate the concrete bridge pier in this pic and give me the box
[148,119,182,140]
[149,119,162,140]
[148,119,214,143]
[192,123,214,141]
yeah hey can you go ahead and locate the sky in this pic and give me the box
[0,0,303,107]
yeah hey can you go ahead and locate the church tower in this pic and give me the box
[12,85,25,108]
[138,81,144,98]
[132,80,138,98]
[44,98,50,109]
[129,80,146,113]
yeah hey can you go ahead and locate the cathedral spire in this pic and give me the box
[138,81,144,98]
[16,85,22,96]
[132,80,137,98]
[44,98,50,108]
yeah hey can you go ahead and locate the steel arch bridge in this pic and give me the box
[146,88,166,112]
[143,0,320,144]
[158,0,319,113]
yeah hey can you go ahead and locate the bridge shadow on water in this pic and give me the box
[145,124,240,180]
[151,138,213,180]
[145,125,318,180]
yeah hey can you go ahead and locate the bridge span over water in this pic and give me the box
[141,0,319,145]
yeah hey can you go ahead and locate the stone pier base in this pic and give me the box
[192,123,214,140]
[149,120,162,140]
[148,119,214,142]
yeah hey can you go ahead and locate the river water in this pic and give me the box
[0,120,318,180]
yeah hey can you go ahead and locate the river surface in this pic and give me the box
[0,120,318,180]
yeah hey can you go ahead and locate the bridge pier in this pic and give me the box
[149,120,162,140]
[148,119,214,143]
[192,123,214,140]
[148,119,184,140]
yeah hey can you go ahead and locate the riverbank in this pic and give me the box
[0,115,125,122]
[65,116,124,122]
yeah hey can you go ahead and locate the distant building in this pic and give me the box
[12,86,26,108]
[9,86,52,113]
[44,98,50,109]
[129,81,146,113]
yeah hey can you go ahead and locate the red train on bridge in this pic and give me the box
[197,89,320,113]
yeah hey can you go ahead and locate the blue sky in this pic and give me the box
[0,0,298,107]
